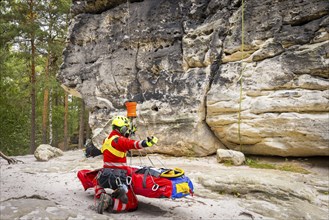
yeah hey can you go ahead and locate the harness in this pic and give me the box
[101,135,126,158]
[97,168,131,189]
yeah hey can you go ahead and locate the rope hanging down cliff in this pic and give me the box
[123,0,168,170]
[238,0,245,151]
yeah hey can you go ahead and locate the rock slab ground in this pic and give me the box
[0,150,328,219]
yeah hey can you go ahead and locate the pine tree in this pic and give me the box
[78,99,85,149]
[64,92,69,150]
[40,0,71,144]
[0,0,73,155]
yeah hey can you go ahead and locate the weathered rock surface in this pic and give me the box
[34,144,64,161]
[199,168,329,220]
[1,151,328,220]
[1,196,111,220]
[58,0,329,156]
[216,149,245,165]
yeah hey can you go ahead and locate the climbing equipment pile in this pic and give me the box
[132,166,193,199]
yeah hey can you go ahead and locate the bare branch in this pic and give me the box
[0,151,24,164]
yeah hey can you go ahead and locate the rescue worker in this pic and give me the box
[85,115,158,214]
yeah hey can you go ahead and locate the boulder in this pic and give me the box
[207,42,329,156]
[34,145,63,161]
[59,0,227,156]
[58,0,329,157]
[216,149,245,166]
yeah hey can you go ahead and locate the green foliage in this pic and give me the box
[223,160,234,166]
[0,0,75,156]
[245,158,277,169]
[0,52,30,155]
[276,163,311,174]
[245,158,310,174]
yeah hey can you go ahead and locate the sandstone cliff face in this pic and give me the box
[58,0,329,156]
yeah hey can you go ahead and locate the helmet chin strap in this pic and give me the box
[118,126,130,137]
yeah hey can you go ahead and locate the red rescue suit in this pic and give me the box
[96,129,144,212]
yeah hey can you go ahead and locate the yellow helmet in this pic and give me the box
[112,116,130,128]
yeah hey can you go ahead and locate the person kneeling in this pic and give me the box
[85,116,158,214]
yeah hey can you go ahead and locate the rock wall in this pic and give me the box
[58,0,329,157]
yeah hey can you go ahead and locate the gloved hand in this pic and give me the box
[146,136,158,147]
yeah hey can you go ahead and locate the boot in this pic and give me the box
[112,185,128,204]
[95,185,106,199]
[97,193,113,214]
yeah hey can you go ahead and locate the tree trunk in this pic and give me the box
[30,38,36,154]
[29,0,36,154]
[78,99,85,148]
[53,93,59,147]
[85,110,91,141]
[49,88,53,145]
[42,55,50,144]
[64,93,68,151]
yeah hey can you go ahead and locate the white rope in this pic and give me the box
[124,0,166,170]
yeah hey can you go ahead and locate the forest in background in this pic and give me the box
[0,0,89,156]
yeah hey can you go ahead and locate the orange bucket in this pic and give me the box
[125,101,137,117]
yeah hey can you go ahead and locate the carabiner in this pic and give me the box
[126,176,132,185]
[152,184,159,191]
[116,177,122,186]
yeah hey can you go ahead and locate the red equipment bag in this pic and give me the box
[77,166,194,199]
[132,169,173,198]
[77,169,99,190]
[131,166,194,199]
